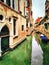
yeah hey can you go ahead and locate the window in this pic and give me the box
[13,19,16,35]
[30,23,32,27]
[6,0,10,6]
[27,1,30,7]
[26,12,29,17]
[0,15,3,20]
[1,0,4,2]
[22,25,24,31]
[46,10,48,12]
[19,11,22,14]
[44,23,48,29]
[9,17,11,22]
[12,0,14,9]
[25,0,27,7]
[25,0,30,7]
[26,21,28,27]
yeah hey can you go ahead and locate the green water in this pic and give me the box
[0,36,32,65]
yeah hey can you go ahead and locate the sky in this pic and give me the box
[32,0,46,21]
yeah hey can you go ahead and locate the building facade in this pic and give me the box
[34,0,49,39]
[0,0,33,57]
[24,0,33,35]
[45,0,49,17]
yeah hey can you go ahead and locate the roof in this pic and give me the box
[35,17,42,23]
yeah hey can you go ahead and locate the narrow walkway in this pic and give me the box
[31,36,43,65]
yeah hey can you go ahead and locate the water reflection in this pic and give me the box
[31,36,43,65]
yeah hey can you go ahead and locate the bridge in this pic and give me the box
[34,23,49,39]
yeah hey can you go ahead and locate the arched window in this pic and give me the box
[0,25,9,54]
[1,25,9,35]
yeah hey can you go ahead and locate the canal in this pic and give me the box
[31,35,43,65]
[31,32,49,65]
[0,33,49,65]
[0,36,32,65]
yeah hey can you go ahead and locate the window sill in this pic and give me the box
[13,35,18,39]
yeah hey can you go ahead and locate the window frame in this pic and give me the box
[13,18,16,35]
[6,0,10,7]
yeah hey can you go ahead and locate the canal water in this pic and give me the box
[31,36,43,65]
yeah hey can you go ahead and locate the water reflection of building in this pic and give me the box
[0,0,33,57]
